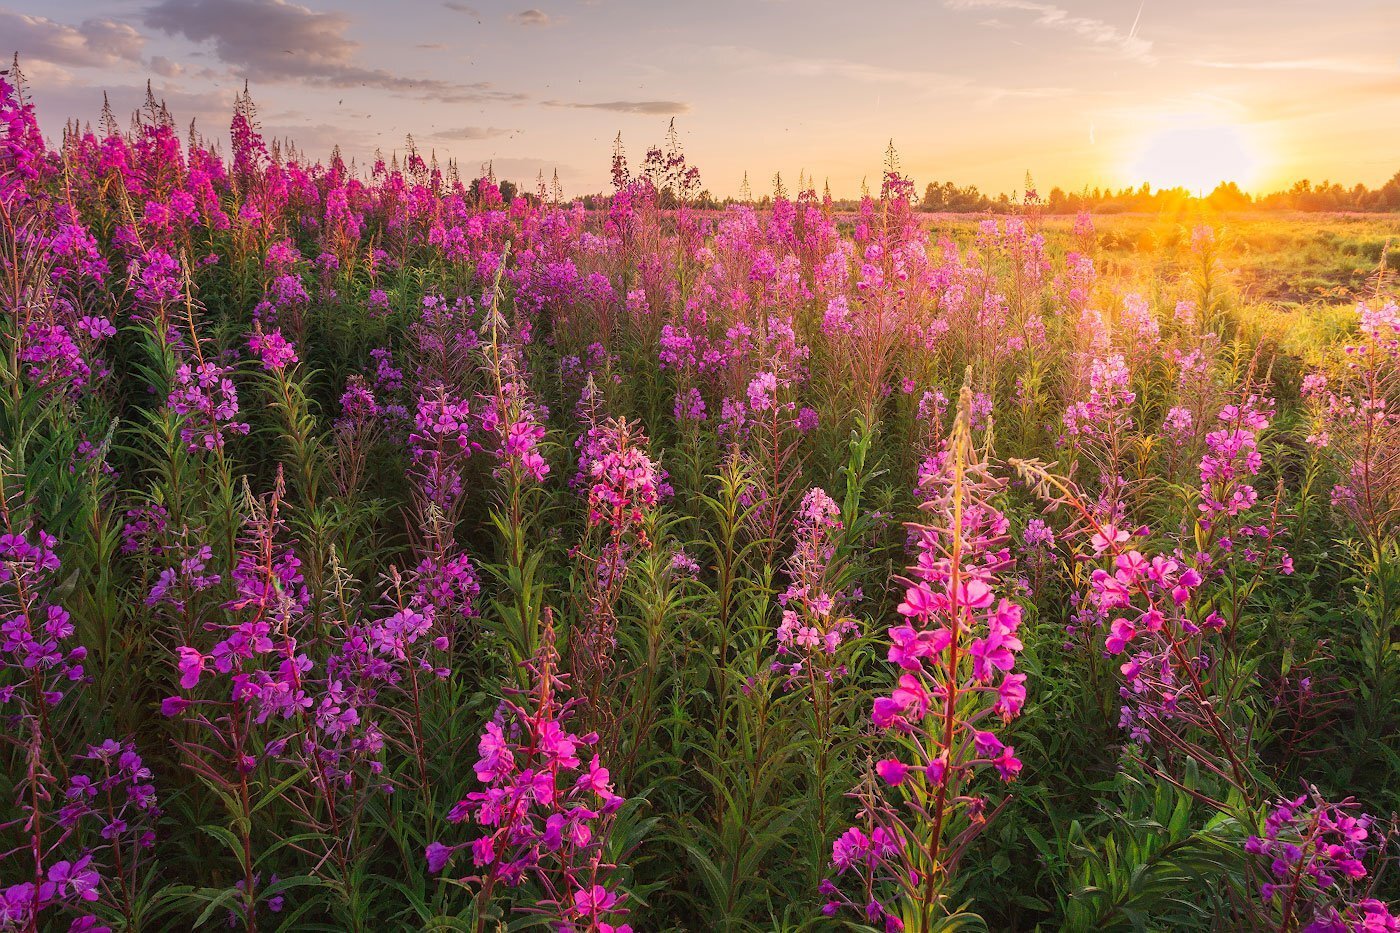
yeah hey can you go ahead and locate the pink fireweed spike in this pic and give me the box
[823,386,1027,931]
[429,615,633,932]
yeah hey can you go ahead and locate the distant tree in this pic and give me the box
[1379,171,1400,210]
[1207,181,1252,211]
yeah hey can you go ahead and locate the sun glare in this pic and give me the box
[1128,118,1261,194]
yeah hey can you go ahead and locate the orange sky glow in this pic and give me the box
[10,0,1400,198]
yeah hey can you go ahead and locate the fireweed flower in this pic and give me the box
[1191,394,1295,636]
[408,387,477,510]
[1019,518,1056,589]
[145,537,221,616]
[121,503,170,557]
[330,375,382,497]
[165,480,312,724]
[479,364,550,485]
[824,389,1026,930]
[1118,294,1161,357]
[167,358,251,453]
[1164,405,1195,440]
[1059,354,1138,518]
[581,417,662,539]
[128,248,184,320]
[669,549,700,577]
[1,524,86,709]
[672,386,707,422]
[429,622,632,933]
[1084,525,1215,748]
[318,570,451,798]
[570,415,663,724]
[773,487,859,687]
[47,218,109,287]
[1245,788,1399,932]
[1,495,156,929]
[727,340,812,564]
[247,325,299,371]
[411,293,482,390]
[413,551,481,630]
[58,740,163,915]
[1303,300,1399,549]
[1012,457,1259,799]
[773,486,862,852]
[1199,395,1271,520]
[1062,354,1135,443]
[0,71,48,204]
[18,321,93,400]
[157,478,322,921]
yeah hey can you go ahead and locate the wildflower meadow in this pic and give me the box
[1,63,1399,932]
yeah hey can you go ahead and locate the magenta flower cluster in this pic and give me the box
[1246,790,1399,932]
[773,487,859,685]
[429,630,632,932]
[823,401,1026,929]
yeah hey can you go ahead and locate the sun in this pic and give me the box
[1128,117,1261,194]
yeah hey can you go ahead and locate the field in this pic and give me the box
[2,78,1399,933]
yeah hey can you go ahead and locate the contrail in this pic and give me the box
[1128,0,1147,41]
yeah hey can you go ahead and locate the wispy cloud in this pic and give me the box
[781,56,1062,98]
[143,0,526,103]
[1191,57,1393,76]
[944,0,1154,62]
[706,45,1067,102]
[510,9,551,27]
[430,125,514,140]
[770,55,949,86]
[543,99,690,115]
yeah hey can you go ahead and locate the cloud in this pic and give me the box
[430,126,514,140]
[2,12,145,67]
[705,46,1066,103]
[544,99,690,115]
[944,0,1154,62]
[773,56,940,85]
[443,2,481,14]
[510,9,551,26]
[149,55,184,77]
[143,0,526,102]
[767,55,1058,97]
[1191,57,1393,76]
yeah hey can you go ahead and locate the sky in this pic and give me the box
[6,0,1400,198]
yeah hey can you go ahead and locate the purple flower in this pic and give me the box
[248,327,299,371]
[48,856,100,902]
[175,646,206,689]
[875,759,908,786]
[425,842,455,873]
